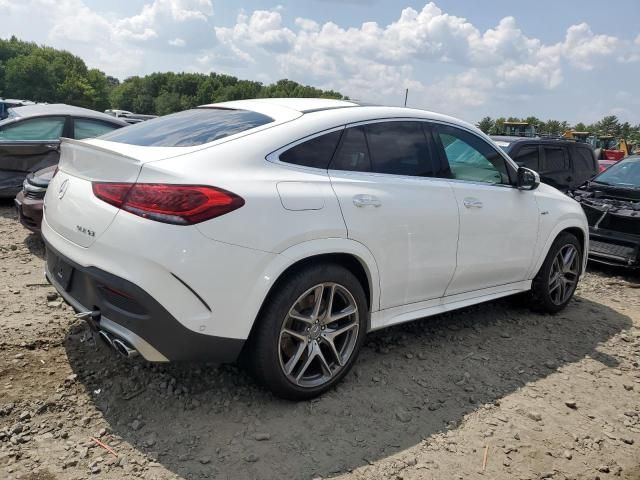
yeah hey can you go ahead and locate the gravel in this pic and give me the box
[1,201,639,480]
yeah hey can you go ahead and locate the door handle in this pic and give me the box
[352,194,382,208]
[463,197,483,209]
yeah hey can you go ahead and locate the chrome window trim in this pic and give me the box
[267,116,521,190]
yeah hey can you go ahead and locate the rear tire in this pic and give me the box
[528,232,582,313]
[248,263,368,400]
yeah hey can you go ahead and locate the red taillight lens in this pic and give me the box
[92,183,244,225]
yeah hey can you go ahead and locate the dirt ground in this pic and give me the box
[0,199,639,480]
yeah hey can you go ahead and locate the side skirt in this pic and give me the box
[370,280,532,331]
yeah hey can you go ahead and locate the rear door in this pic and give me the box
[0,116,68,196]
[328,120,459,310]
[432,123,539,296]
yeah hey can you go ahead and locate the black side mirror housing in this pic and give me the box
[517,167,540,190]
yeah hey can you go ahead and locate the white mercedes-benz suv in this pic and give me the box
[42,98,588,399]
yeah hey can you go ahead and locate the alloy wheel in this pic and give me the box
[278,282,359,388]
[548,244,580,305]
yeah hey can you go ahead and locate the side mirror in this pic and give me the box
[517,167,540,190]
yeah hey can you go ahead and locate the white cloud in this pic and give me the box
[115,0,213,43]
[215,10,295,54]
[211,2,639,117]
[2,0,640,122]
[557,23,618,70]
[169,37,186,47]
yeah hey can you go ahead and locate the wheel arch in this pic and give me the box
[247,239,381,340]
[531,222,589,278]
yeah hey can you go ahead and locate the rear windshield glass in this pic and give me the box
[99,108,274,147]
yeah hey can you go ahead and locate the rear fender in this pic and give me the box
[247,238,381,332]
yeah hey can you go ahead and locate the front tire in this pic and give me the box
[529,232,582,313]
[248,263,368,400]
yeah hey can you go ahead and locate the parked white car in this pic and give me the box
[42,98,588,399]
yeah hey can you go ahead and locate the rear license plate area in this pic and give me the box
[47,251,74,290]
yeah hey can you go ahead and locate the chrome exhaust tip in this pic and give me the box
[97,330,114,349]
[112,338,138,358]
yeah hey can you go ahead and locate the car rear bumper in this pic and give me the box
[588,228,640,268]
[15,191,43,233]
[44,241,245,362]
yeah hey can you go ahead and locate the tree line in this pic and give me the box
[0,36,344,115]
[476,115,640,142]
[2,35,639,140]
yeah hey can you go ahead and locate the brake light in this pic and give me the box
[92,183,244,225]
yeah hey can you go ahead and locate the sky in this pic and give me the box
[2,0,640,125]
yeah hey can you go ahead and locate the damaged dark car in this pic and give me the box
[571,155,640,268]
[0,104,127,198]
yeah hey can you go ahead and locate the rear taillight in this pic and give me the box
[92,183,244,225]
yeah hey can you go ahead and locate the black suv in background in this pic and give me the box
[491,136,598,191]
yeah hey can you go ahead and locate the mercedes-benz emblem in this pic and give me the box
[58,179,69,199]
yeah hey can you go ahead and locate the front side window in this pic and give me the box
[513,146,539,170]
[0,117,65,141]
[542,147,569,173]
[365,122,432,176]
[74,118,122,140]
[435,124,509,184]
[279,129,343,169]
[330,126,371,172]
[99,108,274,147]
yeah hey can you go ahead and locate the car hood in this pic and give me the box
[579,182,640,202]
[26,165,57,188]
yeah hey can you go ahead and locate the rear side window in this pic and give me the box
[280,130,343,169]
[74,118,121,140]
[100,108,274,147]
[513,146,539,170]
[365,122,432,176]
[542,147,569,173]
[0,116,65,141]
[573,146,596,174]
[330,126,371,172]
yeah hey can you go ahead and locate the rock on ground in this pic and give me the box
[0,201,639,480]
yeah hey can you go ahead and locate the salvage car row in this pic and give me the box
[2,102,637,269]
[1,98,638,400]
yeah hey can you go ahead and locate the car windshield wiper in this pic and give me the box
[611,183,640,189]
[590,180,611,186]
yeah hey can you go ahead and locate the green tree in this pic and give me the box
[0,37,111,111]
[476,116,494,134]
[593,115,621,136]
[491,117,506,135]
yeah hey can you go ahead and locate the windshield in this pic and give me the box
[100,107,274,147]
[594,158,640,188]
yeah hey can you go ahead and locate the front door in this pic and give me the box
[432,123,540,296]
[328,120,459,310]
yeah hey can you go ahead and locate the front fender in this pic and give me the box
[529,216,589,278]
